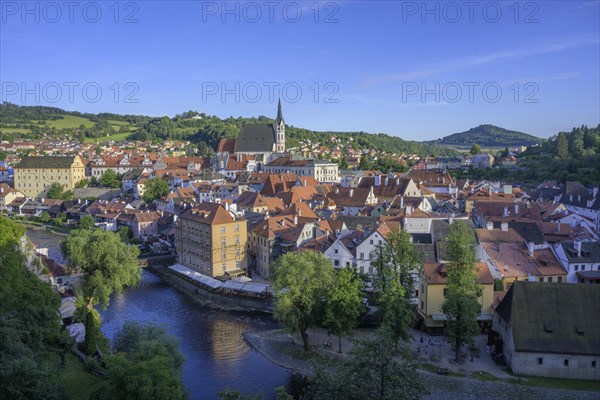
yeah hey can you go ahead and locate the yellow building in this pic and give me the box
[417,262,495,333]
[176,202,247,278]
[0,183,24,210]
[14,156,86,198]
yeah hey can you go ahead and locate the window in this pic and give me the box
[592,361,597,368]
[368,267,373,274]
[334,248,338,254]
[235,224,239,232]
[360,252,364,259]
[582,265,586,271]
[443,288,448,297]
[370,240,373,245]
[221,226,226,233]
[548,277,553,283]
[564,359,569,367]
[537,358,543,365]
[420,301,424,310]
[575,265,579,271]
[334,260,340,267]
[538,277,543,282]
[345,262,350,267]
[558,277,563,283]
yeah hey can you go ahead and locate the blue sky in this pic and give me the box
[1,0,599,140]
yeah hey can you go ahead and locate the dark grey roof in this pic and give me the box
[562,241,600,263]
[531,187,562,201]
[414,243,436,263]
[333,215,379,231]
[234,124,275,153]
[493,221,545,244]
[496,282,600,356]
[561,181,591,208]
[16,155,78,169]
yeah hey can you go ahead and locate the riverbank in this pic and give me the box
[243,328,600,400]
[148,264,274,314]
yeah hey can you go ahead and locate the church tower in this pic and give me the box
[275,98,285,153]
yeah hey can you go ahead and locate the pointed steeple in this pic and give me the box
[276,98,284,126]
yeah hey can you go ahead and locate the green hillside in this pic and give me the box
[0,103,458,157]
[431,124,542,148]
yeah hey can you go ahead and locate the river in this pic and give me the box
[25,228,298,400]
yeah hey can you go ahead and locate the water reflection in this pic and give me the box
[100,270,294,400]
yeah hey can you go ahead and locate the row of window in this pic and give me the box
[573,264,600,271]
[538,358,597,368]
[538,276,563,283]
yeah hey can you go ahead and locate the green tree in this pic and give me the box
[0,216,64,400]
[470,144,482,155]
[306,327,426,400]
[83,308,102,354]
[555,132,569,159]
[441,221,481,362]
[100,169,121,188]
[78,214,95,230]
[39,211,51,223]
[272,252,334,351]
[323,267,363,353]
[218,387,292,400]
[46,182,65,199]
[143,177,169,203]
[75,178,89,188]
[61,229,141,310]
[359,155,371,170]
[90,322,186,400]
[372,229,421,349]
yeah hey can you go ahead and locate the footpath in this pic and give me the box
[243,327,600,400]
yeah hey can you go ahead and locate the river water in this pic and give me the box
[25,228,296,400]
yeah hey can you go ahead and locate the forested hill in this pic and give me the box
[518,124,600,184]
[0,103,458,157]
[430,124,542,147]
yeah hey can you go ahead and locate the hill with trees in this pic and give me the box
[1,103,458,157]
[517,124,600,184]
[430,124,542,148]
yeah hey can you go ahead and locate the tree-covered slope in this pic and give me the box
[432,124,542,147]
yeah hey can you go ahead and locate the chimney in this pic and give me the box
[514,203,519,214]
[557,222,561,232]
[395,177,399,185]
[577,195,581,203]
[501,222,508,232]
[503,184,512,195]
[335,187,339,194]
[0,187,3,194]
[406,205,412,216]
[298,209,302,217]
[375,175,381,186]
[503,206,508,217]
[303,179,307,187]
[349,189,354,197]
[384,176,388,186]
[486,222,493,230]
[574,240,582,257]
[400,196,404,208]
[293,215,298,225]
[527,241,534,257]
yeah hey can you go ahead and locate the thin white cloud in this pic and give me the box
[364,38,599,87]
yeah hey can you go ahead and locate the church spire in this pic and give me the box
[276,97,284,126]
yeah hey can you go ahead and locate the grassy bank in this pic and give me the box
[60,353,102,400]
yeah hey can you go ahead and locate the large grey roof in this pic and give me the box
[562,241,600,263]
[16,155,79,169]
[234,124,275,153]
[496,282,600,356]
